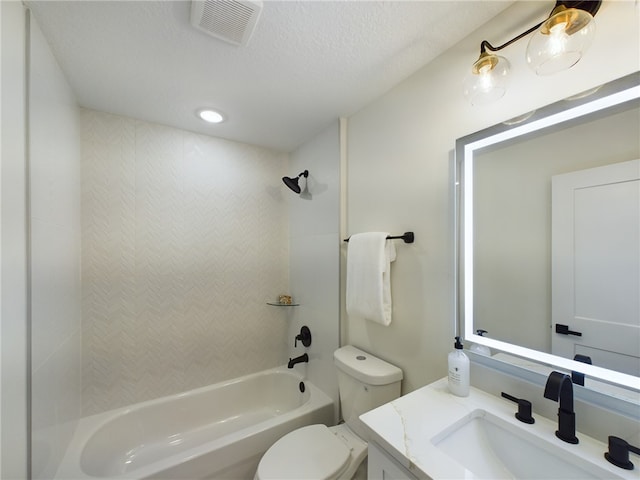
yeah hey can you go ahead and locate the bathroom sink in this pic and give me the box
[431,409,617,479]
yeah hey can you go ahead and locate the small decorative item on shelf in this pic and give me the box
[279,295,292,305]
[266,295,298,306]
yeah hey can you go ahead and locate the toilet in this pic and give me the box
[255,345,403,480]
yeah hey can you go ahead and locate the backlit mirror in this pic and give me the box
[456,72,640,396]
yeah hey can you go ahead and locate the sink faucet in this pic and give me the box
[544,371,578,444]
[288,353,308,368]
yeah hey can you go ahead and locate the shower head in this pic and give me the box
[282,170,309,194]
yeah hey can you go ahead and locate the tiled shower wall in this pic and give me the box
[81,109,290,415]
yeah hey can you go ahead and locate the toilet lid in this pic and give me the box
[257,424,350,479]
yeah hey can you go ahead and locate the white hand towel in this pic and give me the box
[346,232,396,325]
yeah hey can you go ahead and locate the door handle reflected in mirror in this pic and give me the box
[555,324,582,336]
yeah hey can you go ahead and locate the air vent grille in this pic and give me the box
[190,0,263,46]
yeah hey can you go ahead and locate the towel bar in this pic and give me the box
[343,231,414,244]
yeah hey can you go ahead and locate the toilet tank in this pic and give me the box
[334,345,403,439]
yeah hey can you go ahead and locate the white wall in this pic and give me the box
[288,120,342,420]
[29,14,83,479]
[1,2,29,478]
[81,109,290,414]
[345,1,640,394]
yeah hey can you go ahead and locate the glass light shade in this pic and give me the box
[463,54,510,106]
[526,8,596,76]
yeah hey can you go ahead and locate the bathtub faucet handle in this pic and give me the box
[294,326,312,348]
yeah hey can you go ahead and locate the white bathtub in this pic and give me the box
[56,367,334,479]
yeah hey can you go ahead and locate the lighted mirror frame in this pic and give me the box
[455,72,640,392]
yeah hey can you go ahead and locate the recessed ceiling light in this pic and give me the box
[197,109,225,124]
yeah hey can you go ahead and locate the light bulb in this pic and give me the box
[463,54,510,106]
[526,8,596,76]
[547,22,569,57]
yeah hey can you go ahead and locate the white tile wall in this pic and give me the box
[288,121,341,419]
[81,110,291,414]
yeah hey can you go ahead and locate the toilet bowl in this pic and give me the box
[255,345,403,480]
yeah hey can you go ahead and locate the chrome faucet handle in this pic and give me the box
[605,436,640,470]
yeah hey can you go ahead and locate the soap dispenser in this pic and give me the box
[448,336,470,397]
[469,329,491,356]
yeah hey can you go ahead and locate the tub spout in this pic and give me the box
[288,353,308,368]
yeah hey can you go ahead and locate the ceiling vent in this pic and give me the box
[190,0,263,47]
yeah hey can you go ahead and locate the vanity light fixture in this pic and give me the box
[197,108,226,123]
[464,0,601,106]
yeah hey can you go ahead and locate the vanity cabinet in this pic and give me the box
[368,442,417,480]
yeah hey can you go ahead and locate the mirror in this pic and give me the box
[456,72,640,396]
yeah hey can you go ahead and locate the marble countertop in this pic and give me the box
[359,378,637,479]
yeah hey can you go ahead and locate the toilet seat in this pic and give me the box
[256,424,351,480]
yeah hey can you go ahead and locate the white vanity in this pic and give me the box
[360,378,638,479]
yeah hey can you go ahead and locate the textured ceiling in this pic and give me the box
[27,1,513,152]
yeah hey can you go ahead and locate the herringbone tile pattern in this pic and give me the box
[81,109,289,415]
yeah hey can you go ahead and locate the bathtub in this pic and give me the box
[55,366,334,479]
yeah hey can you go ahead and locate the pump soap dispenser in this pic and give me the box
[448,336,470,397]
